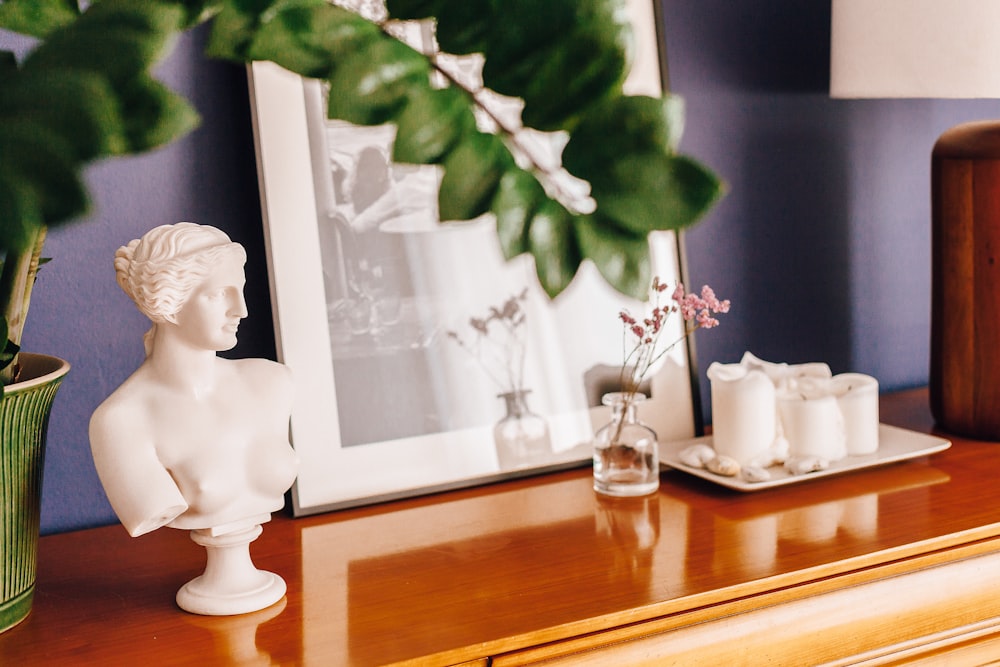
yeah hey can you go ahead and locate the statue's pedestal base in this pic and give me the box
[177,523,285,616]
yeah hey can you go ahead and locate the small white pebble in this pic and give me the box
[784,456,830,475]
[706,454,741,477]
[679,443,716,468]
[741,465,772,483]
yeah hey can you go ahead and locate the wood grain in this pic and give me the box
[931,120,1000,439]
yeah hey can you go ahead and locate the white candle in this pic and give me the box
[740,351,831,390]
[708,362,777,465]
[778,379,847,461]
[830,372,880,455]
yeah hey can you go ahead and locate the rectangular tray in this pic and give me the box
[660,423,951,492]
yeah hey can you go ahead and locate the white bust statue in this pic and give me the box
[90,222,299,615]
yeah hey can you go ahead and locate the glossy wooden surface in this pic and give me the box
[3,389,1000,665]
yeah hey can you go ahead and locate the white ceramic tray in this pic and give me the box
[660,423,951,492]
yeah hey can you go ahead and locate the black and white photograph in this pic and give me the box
[249,0,699,515]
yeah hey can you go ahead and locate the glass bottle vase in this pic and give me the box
[593,392,660,497]
[494,390,552,469]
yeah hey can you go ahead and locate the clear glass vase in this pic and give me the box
[593,392,660,497]
[494,390,552,469]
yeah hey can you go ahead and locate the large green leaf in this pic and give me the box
[120,75,200,152]
[204,0,262,60]
[563,95,724,233]
[386,0,494,55]
[527,198,580,298]
[565,94,685,159]
[0,171,43,252]
[0,0,80,38]
[23,1,185,82]
[0,72,115,232]
[480,0,629,131]
[0,124,87,234]
[491,168,546,260]
[575,212,650,298]
[0,70,125,160]
[479,0,574,75]
[20,1,198,155]
[0,49,16,75]
[516,28,628,131]
[437,129,513,221]
[596,152,724,234]
[326,34,428,126]
[391,84,474,165]
[243,2,377,78]
[168,0,225,28]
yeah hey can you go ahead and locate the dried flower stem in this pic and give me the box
[610,277,730,444]
[447,288,530,394]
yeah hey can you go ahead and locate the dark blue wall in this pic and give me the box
[5,3,998,534]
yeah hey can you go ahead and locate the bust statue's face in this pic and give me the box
[172,255,248,352]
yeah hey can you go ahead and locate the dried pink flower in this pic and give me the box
[614,277,729,429]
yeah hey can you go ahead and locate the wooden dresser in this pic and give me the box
[3,388,1000,665]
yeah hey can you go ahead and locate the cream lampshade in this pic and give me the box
[831,0,1000,440]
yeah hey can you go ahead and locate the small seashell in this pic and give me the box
[784,456,830,476]
[747,452,778,468]
[706,454,741,477]
[679,443,716,468]
[741,465,771,483]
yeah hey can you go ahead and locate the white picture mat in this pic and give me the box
[247,0,698,516]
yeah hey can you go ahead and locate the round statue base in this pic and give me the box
[177,524,286,616]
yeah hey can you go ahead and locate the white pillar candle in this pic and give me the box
[778,379,847,461]
[708,362,777,465]
[830,372,880,455]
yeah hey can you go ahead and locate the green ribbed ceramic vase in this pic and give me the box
[1,353,70,634]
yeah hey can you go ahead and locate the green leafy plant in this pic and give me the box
[0,0,723,386]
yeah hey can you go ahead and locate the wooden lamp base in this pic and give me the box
[931,120,1000,440]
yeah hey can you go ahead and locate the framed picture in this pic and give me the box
[247,0,701,517]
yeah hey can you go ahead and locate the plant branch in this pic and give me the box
[0,225,46,383]
[365,12,589,215]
